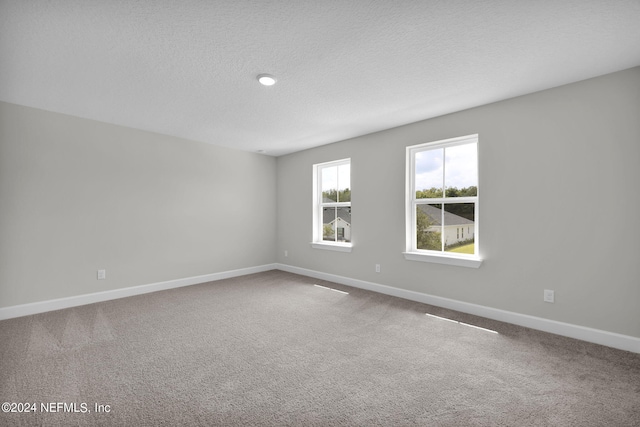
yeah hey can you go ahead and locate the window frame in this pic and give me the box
[311,158,353,252]
[404,135,482,268]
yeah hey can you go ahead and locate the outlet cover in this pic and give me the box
[543,289,554,303]
[97,269,106,280]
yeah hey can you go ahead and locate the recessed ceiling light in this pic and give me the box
[257,74,277,86]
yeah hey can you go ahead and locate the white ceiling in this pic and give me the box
[1,1,639,156]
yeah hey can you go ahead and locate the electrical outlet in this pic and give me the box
[284,250,288,257]
[543,289,554,303]
[375,264,381,273]
[97,269,106,280]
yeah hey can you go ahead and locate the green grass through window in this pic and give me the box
[448,243,474,254]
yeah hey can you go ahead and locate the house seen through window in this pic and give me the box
[312,159,352,250]
[405,135,480,266]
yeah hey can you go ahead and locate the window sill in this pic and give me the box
[311,242,353,253]
[403,251,483,268]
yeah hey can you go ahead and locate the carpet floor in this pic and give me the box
[1,270,639,426]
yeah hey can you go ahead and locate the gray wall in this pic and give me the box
[2,68,638,339]
[0,102,277,307]
[276,67,640,338]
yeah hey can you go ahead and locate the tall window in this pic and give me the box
[405,135,481,267]
[312,159,352,251]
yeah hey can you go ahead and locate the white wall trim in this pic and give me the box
[311,242,353,252]
[0,264,278,321]
[276,263,640,354]
[3,262,638,353]
[403,251,482,268]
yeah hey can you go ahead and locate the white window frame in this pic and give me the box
[404,135,482,268]
[311,158,352,252]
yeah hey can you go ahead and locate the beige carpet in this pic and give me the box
[1,270,639,426]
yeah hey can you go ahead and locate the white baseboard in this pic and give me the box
[0,264,277,321]
[3,262,638,354]
[276,263,640,354]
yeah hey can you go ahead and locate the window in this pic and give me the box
[404,135,481,268]
[312,158,352,252]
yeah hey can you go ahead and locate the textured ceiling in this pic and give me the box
[1,1,640,156]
